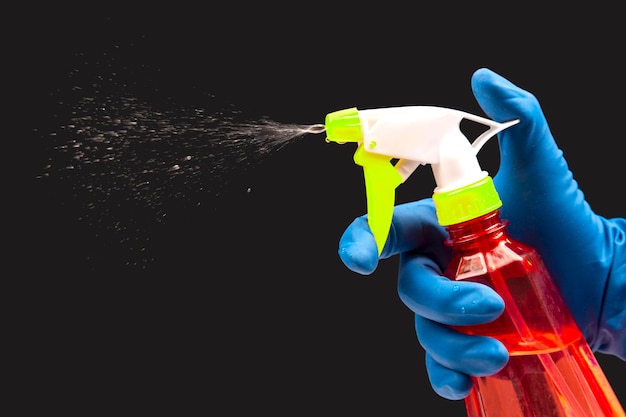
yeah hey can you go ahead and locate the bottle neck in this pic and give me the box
[444,209,509,249]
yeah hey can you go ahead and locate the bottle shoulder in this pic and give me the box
[448,236,546,281]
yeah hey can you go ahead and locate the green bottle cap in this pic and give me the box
[432,176,502,226]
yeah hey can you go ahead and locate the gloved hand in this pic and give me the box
[338,67,626,400]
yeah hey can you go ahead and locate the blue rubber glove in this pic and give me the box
[338,67,626,400]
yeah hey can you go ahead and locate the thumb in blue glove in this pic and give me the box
[476,68,626,359]
[338,67,626,400]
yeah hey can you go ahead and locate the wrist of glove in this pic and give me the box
[587,217,626,359]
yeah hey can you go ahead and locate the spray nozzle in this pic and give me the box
[325,107,362,143]
[324,105,519,254]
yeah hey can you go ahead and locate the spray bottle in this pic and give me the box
[323,106,626,417]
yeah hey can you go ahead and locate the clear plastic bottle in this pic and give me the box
[443,208,625,417]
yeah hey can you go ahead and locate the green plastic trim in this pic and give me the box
[432,176,502,226]
[325,107,362,143]
[353,146,403,255]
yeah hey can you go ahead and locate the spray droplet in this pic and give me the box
[452,284,460,292]
[460,306,466,314]
[38,80,329,271]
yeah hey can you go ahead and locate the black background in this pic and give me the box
[12,6,626,415]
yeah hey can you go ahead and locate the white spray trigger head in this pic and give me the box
[355,106,520,193]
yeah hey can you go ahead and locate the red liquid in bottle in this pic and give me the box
[444,210,625,417]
